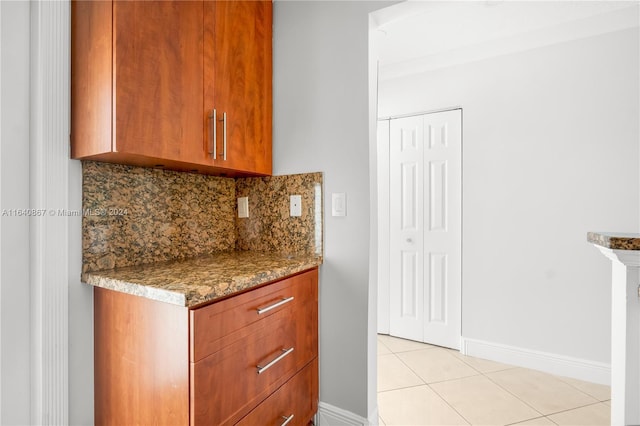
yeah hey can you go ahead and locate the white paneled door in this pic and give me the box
[388,109,461,349]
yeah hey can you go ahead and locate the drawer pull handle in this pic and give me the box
[256,297,294,315]
[280,414,294,426]
[256,347,294,374]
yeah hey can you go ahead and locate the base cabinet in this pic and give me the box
[94,268,318,425]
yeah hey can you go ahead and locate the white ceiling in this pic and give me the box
[372,1,640,80]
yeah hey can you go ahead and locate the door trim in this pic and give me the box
[30,1,71,422]
[377,119,391,334]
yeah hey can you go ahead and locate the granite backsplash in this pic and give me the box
[236,174,323,255]
[82,161,323,273]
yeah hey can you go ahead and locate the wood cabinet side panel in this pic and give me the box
[296,271,319,373]
[94,287,189,426]
[71,0,113,158]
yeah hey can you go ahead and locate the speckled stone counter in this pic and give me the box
[82,251,322,308]
[587,232,640,250]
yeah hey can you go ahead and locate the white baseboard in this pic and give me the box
[316,401,370,426]
[460,337,611,385]
[367,405,379,425]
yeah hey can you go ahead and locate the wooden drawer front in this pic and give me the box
[236,358,319,426]
[192,312,299,425]
[191,268,317,362]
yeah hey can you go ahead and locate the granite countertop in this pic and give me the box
[82,251,322,308]
[587,232,640,251]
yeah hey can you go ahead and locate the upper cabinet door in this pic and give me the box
[71,0,272,177]
[204,0,273,176]
[114,1,204,163]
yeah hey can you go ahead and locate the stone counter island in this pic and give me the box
[589,232,640,425]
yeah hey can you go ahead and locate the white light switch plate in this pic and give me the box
[332,193,346,217]
[290,195,302,217]
[238,197,249,218]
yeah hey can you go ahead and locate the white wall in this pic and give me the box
[1,3,91,424]
[379,28,640,367]
[0,1,32,423]
[273,1,393,420]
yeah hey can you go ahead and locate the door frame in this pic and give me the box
[377,106,463,344]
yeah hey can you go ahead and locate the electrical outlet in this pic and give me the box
[238,197,249,218]
[290,195,302,217]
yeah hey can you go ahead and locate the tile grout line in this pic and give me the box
[541,400,612,419]
[394,346,477,425]
[533,372,600,413]
[377,337,392,354]
[377,335,442,354]
[480,369,547,419]
[503,414,558,426]
[424,382,473,426]
[381,338,531,425]
[554,376,611,402]
[425,362,548,426]
[377,383,431,394]
[480,369,608,424]
[457,352,608,422]
[391,346,484,386]
[378,337,609,426]
[451,355,519,375]
[378,351,426,394]
[546,415,561,425]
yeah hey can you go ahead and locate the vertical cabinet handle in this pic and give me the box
[280,414,294,426]
[207,110,213,156]
[209,109,226,161]
[256,347,294,374]
[208,109,217,159]
[222,112,227,161]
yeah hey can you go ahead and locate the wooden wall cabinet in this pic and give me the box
[94,269,318,425]
[204,1,273,175]
[71,0,272,177]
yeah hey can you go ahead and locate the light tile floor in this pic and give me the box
[377,335,610,426]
